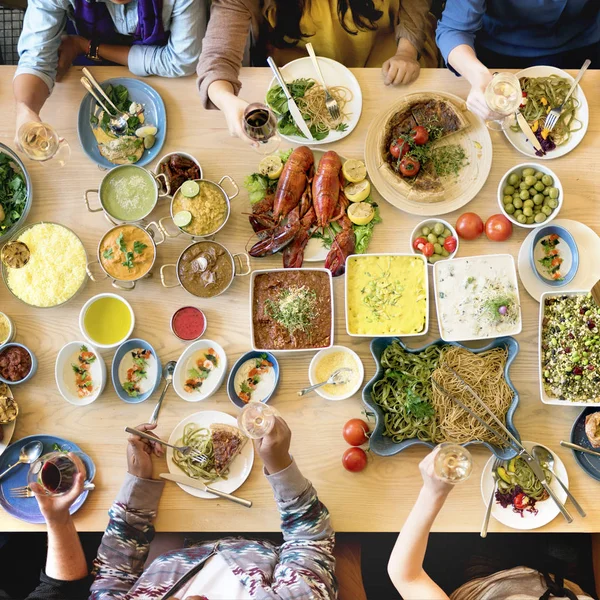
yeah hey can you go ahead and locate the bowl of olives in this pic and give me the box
[497,163,562,229]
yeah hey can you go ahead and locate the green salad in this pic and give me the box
[0,153,27,238]
[90,84,142,137]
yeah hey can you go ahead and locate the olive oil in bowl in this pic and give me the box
[81,294,134,348]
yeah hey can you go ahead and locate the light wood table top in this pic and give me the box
[0,66,599,533]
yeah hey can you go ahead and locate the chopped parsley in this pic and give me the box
[265,285,317,335]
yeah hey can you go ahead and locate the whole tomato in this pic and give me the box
[342,447,368,472]
[485,214,513,242]
[399,156,420,177]
[422,242,435,257]
[443,236,457,253]
[411,126,429,145]
[342,419,370,446]
[455,212,484,240]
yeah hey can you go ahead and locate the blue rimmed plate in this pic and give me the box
[530,225,579,287]
[569,407,600,481]
[227,351,279,408]
[77,77,166,169]
[363,336,521,460]
[0,435,95,524]
[112,338,162,403]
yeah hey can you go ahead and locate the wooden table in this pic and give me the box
[0,66,599,533]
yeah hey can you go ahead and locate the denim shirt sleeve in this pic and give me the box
[435,0,486,64]
[128,0,202,77]
[15,0,70,93]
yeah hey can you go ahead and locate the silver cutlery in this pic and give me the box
[11,482,95,498]
[80,67,129,134]
[515,111,543,152]
[305,42,340,121]
[561,440,600,458]
[0,441,43,481]
[160,473,252,508]
[125,427,208,465]
[298,367,353,396]
[481,457,502,538]
[150,360,176,426]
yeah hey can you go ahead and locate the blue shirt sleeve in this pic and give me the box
[128,0,202,78]
[15,0,69,92]
[436,0,486,64]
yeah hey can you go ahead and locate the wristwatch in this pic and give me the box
[86,39,102,62]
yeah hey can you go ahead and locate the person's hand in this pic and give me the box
[255,416,292,475]
[31,453,85,525]
[220,95,259,148]
[382,51,420,86]
[56,35,87,82]
[419,449,454,500]
[14,103,41,148]
[465,69,504,122]
[127,423,164,480]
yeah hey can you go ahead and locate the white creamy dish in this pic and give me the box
[233,355,276,404]
[118,348,157,398]
[434,255,522,341]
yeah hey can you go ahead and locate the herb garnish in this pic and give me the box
[360,259,405,322]
[265,285,317,335]
[122,251,135,270]
[133,240,148,254]
[102,248,114,260]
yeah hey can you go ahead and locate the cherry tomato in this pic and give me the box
[413,236,427,251]
[399,156,420,177]
[485,214,513,242]
[455,212,484,240]
[389,139,409,159]
[342,418,370,446]
[411,126,429,145]
[422,242,435,257]
[342,447,367,472]
[513,493,530,511]
[443,236,457,253]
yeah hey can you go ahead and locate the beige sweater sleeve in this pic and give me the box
[395,0,432,54]
[196,0,256,109]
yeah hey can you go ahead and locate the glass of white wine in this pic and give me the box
[237,402,276,440]
[18,122,71,167]
[434,443,473,484]
[483,72,522,131]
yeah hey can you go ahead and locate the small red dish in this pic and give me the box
[171,306,206,341]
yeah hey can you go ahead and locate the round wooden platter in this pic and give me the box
[364,91,493,216]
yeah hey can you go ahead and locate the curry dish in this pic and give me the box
[99,225,155,281]
[172,181,228,237]
[178,241,234,298]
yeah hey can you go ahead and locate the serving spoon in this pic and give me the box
[298,368,353,396]
[532,444,586,518]
[150,361,176,426]
[0,440,43,481]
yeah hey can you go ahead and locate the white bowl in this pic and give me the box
[55,341,106,406]
[497,163,563,229]
[79,293,135,350]
[0,312,15,347]
[308,345,364,401]
[172,339,227,402]
[409,218,459,266]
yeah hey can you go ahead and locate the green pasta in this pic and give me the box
[172,423,226,483]
[496,457,551,501]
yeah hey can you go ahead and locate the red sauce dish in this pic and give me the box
[171,307,206,341]
[0,343,34,383]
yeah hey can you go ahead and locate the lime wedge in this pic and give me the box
[174,211,193,228]
[181,180,200,198]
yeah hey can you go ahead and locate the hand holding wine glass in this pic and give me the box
[254,416,292,475]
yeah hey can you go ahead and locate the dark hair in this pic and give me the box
[270,0,384,47]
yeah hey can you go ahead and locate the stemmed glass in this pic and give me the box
[242,103,281,155]
[434,443,473,484]
[27,451,89,496]
[17,122,71,167]
[237,402,276,439]
[483,72,522,131]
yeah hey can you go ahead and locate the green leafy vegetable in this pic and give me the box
[122,381,139,397]
[244,173,270,204]
[102,248,114,260]
[117,233,126,253]
[133,240,148,255]
[0,153,27,238]
[122,251,135,270]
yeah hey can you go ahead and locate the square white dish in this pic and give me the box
[433,254,522,342]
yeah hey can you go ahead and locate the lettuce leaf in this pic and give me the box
[244,173,270,204]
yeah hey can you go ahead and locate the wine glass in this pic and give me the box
[434,443,473,484]
[242,103,281,155]
[237,402,276,439]
[17,122,71,167]
[483,72,522,131]
[27,451,89,497]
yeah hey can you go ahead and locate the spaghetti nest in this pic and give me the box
[172,423,225,483]
[295,82,353,135]
[431,347,514,446]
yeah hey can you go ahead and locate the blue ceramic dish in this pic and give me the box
[530,225,579,287]
[227,351,280,409]
[569,407,600,481]
[0,434,95,524]
[0,343,37,385]
[112,338,162,403]
[77,77,167,169]
[363,336,521,460]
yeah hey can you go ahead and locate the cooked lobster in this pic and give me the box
[312,150,343,228]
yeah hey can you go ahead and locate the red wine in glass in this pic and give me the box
[28,452,86,496]
[242,103,280,154]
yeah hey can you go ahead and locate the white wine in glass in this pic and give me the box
[237,402,276,439]
[483,72,522,131]
[434,443,473,484]
[18,122,71,167]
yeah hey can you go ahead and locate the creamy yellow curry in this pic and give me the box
[99,225,155,281]
[172,181,228,237]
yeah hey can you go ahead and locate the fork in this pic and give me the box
[480,457,502,538]
[305,43,340,121]
[11,482,96,498]
[125,427,208,465]
[544,59,590,132]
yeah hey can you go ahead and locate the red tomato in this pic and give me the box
[485,214,513,242]
[411,126,429,145]
[389,139,409,159]
[455,212,484,240]
[422,242,435,257]
[413,236,427,251]
[399,156,420,177]
[342,419,370,446]
[513,493,530,511]
[342,447,368,472]
[443,236,457,253]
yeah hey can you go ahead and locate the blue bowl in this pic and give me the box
[77,77,167,169]
[227,351,280,409]
[569,407,600,482]
[0,343,37,385]
[363,336,521,460]
[112,338,162,403]
[530,225,579,287]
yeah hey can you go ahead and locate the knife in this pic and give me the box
[521,454,573,523]
[160,473,252,508]
[515,111,543,153]
[267,56,314,141]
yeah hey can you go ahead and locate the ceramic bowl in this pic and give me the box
[308,346,364,401]
[154,151,202,196]
[79,293,135,350]
[530,225,579,287]
[409,218,459,265]
[0,343,37,385]
[227,351,280,408]
[112,338,161,403]
[55,341,106,406]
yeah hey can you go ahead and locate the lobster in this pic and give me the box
[312,151,343,228]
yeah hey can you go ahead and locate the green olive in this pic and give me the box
[513,198,523,209]
[437,236,446,245]
[526,216,535,224]
[525,175,536,187]
[519,189,530,200]
[503,195,512,204]
[543,188,550,196]
[519,181,530,190]
[517,214,527,224]
[427,233,437,244]
[523,206,533,217]
[433,222,445,235]
[504,185,515,195]
[514,209,523,218]
[523,168,535,177]
[442,228,452,238]
[548,187,559,199]
[428,254,444,264]
[542,205,552,216]
[533,194,544,205]
[504,203,515,214]
[441,248,450,257]
[534,181,545,192]
[434,243,443,254]
[535,212,547,223]
[421,226,431,236]
[547,198,559,209]
[508,173,520,186]
[535,171,544,180]
[541,174,554,186]
[523,199,534,208]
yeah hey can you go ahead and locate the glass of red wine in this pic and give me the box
[242,103,281,155]
[27,451,89,497]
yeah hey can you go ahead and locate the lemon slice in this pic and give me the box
[181,180,200,198]
[258,155,284,179]
[344,179,371,203]
[347,202,374,226]
[343,159,367,183]
[135,125,158,138]
[174,211,192,228]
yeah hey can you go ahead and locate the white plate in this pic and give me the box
[55,341,106,406]
[504,66,589,159]
[0,384,16,457]
[166,410,254,499]
[480,441,568,531]
[518,219,600,302]
[172,340,227,402]
[267,57,362,145]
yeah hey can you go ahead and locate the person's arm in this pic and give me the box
[255,418,337,599]
[387,450,452,600]
[90,424,165,600]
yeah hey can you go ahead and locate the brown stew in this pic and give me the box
[0,345,32,382]
[178,241,234,298]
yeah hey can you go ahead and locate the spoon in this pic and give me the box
[532,444,586,518]
[298,368,353,396]
[81,68,130,135]
[0,440,44,481]
[150,361,176,425]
